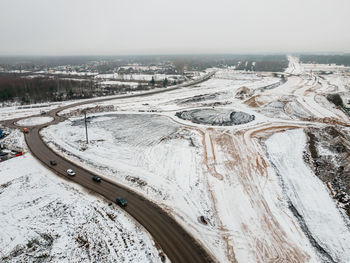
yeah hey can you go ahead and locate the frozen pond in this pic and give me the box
[175,108,255,126]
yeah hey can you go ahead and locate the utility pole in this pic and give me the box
[84,111,89,144]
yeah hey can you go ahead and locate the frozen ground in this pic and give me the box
[95,73,183,82]
[3,56,350,262]
[100,80,139,87]
[0,141,162,263]
[265,129,350,263]
[0,103,62,121]
[285,55,304,75]
[0,127,27,151]
[16,116,53,126]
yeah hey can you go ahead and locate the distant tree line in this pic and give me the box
[169,54,288,72]
[300,55,350,66]
[0,54,291,75]
[0,74,180,104]
[235,60,288,72]
[0,75,96,103]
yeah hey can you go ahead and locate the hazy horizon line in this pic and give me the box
[0,51,349,58]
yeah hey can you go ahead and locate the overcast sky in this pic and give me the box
[0,0,349,55]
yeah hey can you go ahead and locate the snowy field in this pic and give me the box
[41,113,227,258]
[95,73,184,82]
[2,56,350,262]
[0,103,61,121]
[0,151,162,263]
[100,80,140,87]
[16,116,53,126]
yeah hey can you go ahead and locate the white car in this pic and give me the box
[66,169,76,176]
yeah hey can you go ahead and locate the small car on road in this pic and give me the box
[92,176,101,182]
[66,169,76,176]
[199,215,208,225]
[116,197,127,207]
[50,160,57,165]
[159,252,166,262]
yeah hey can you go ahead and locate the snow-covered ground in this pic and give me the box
[0,103,62,121]
[285,55,304,75]
[0,136,162,263]
[265,129,350,263]
[41,113,226,257]
[3,56,350,262]
[303,63,350,73]
[16,116,53,126]
[0,128,27,151]
[95,73,183,82]
[42,113,324,262]
[58,71,280,117]
[100,80,140,87]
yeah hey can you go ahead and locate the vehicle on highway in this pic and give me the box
[50,160,57,165]
[23,128,29,133]
[199,215,208,225]
[159,252,166,262]
[66,169,76,176]
[116,197,127,207]
[92,176,101,182]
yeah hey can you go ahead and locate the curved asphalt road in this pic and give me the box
[1,73,216,263]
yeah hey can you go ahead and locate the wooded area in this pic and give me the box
[0,75,96,103]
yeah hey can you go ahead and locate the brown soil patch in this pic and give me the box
[205,126,312,262]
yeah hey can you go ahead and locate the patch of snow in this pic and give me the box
[285,56,304,75]
[100,81,139,86]
[16,116,53,126]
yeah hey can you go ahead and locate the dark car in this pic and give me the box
[199,215,208,225]
[50,160,57,165]
[159,252,166,262]
[116,197,127,207]
[92,176,101,182]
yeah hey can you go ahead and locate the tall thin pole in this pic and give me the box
[84,111,89,144]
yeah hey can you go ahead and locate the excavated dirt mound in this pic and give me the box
[175,108,255,126]
[304,126,350,217]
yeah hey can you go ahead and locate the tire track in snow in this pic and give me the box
[288,203,336,263]
[202,125,314,262]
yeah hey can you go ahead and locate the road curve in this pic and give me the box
[2,73,216,263]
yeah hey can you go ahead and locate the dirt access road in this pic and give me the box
[1,73,216,263]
